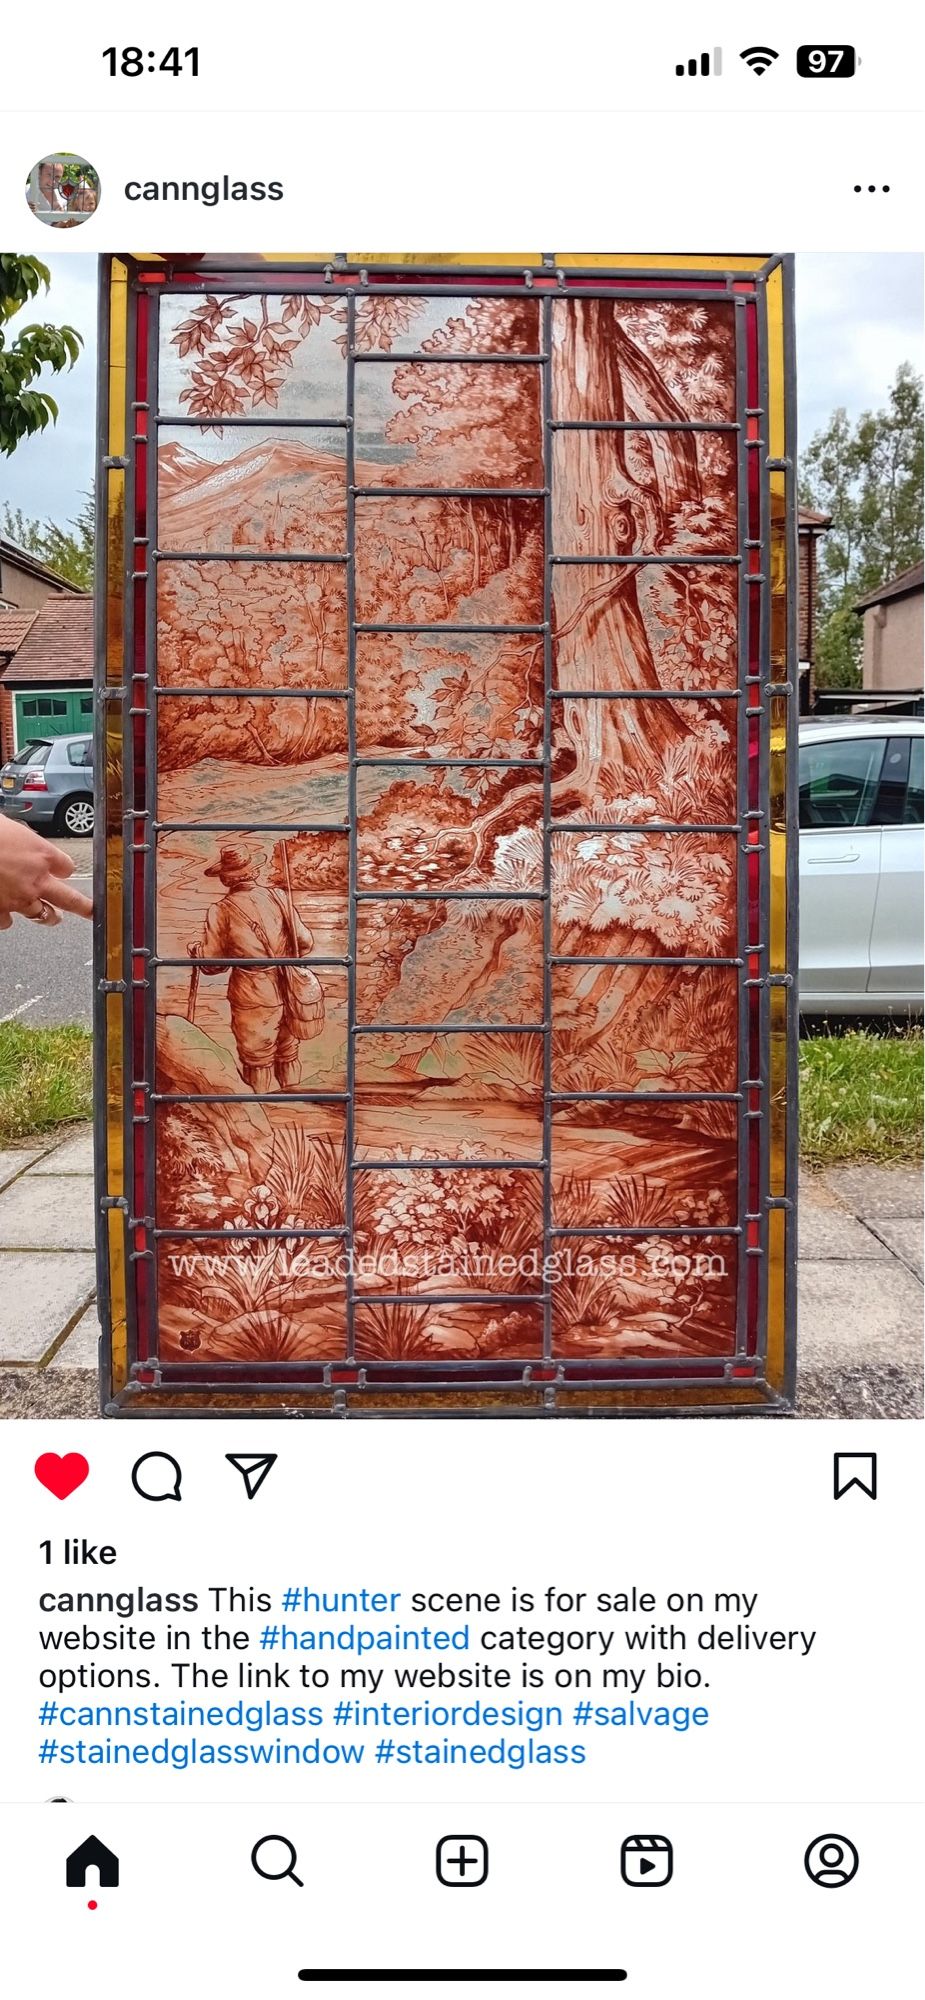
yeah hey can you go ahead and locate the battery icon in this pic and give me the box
[796,45,857,76]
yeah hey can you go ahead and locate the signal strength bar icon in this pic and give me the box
[675,48,722,76]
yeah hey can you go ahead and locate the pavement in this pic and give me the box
[0,837,93,1028]
[0,1125,921,1419]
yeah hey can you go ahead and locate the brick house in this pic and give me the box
[0,597,94,763]
[855,560,924,695]
[0,534,84,614]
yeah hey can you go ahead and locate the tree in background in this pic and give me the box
[800,364,923,686]
[0,255,82,456]
[1,492,94,591]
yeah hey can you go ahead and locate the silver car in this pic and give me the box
[799,717,924,1014]
[0,732,95,837]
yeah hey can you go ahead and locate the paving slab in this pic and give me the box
[49,1301,101,1371]
[0,1251,97,1362]
[866,1217,924,1282]
[797,1362,923,1420]
[0,1173,95,1251]
[798,1180,891,1260]
[0,1367,99,1419]
[823,1165,923,1220]
[29,1127,95,1175]
[798,1257,923,1367]
[0,1146,46,1193]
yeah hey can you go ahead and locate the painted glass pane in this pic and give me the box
[158,426,347,554]
[157,1232,347,1363]
[355,361,543,487]
[551,1233,737,1359]
[158,293,348,418]
[355,495,544,626]
[550,297,737,422]
[552,562,739,693]
[157,695,348,823]
[356,631,543,761]
[157,560,348,690]
[550,697,737,825]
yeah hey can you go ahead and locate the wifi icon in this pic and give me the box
[740,45,779,75]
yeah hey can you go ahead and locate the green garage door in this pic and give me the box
[14,688,94,748]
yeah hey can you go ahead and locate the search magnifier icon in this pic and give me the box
[251,1835,303,1887]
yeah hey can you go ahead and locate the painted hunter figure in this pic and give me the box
[187,840,325,1092]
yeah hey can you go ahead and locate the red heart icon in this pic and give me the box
[34,1453,89,1500]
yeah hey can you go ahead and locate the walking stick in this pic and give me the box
[279,839,298,954]
[186,961,200,1024]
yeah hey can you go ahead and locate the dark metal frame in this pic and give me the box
[95,254,798,1417]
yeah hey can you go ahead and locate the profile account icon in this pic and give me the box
[804,1834,859,1888]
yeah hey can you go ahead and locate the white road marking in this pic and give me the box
[0,994,44,1023]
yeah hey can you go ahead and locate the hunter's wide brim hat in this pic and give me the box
[205,841,267,879]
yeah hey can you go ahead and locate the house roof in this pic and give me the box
[854,560,924,613]
[0,535,85,594]
[0,610,37,657]
[2,596,94,684]
[798,506,832,529]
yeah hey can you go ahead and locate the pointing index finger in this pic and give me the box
[43,843,77,879]
[43,878,93,920]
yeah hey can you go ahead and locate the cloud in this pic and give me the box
[796,253,924,444]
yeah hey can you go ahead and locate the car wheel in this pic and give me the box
[57,796,95,837]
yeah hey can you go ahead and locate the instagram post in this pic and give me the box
[0,9,922,1997]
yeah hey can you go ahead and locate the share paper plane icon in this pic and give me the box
[225,1453,278,1500]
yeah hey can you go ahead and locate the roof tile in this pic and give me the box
[2,597,94,684]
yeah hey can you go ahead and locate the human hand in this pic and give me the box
[0,816,93,930]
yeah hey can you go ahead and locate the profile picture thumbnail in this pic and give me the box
[25,155,100,227]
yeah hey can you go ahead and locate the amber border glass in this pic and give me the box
[101,251,795,1415]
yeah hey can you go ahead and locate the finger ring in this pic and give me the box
[26,899,55,924]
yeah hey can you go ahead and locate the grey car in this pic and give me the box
[0,733,94,836]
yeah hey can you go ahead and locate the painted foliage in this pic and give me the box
[153,285,742,1366]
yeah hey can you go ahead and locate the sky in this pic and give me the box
[0,252,922,531]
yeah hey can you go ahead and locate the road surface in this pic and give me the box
[0,839,93,1028]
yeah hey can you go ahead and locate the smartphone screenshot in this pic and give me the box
[0,6,922,1994]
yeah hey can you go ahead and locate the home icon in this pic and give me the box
[66,1835,120,1888]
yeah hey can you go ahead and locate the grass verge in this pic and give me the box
[0,1022,921,1170]
[0,1022,92,1145]
[799,1027,923,1166]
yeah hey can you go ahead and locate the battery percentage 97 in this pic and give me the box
[796,45,857,76]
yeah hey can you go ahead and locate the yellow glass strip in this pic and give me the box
[348,251,543,267]
[766,1207,788,1394]
[769,465,788,673]
[135,252,771,275]
[555,253,768,273]
[766,263,786,459]
[765,263,792,1384]
[104,259,129,1391]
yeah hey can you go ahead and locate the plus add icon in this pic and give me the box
[436,1834,489,1887]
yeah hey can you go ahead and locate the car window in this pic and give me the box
[66,740,93,768]
[798,736,887,829]
[11,741,52,767]
[871,736,911,826]
[904,736,924,825]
